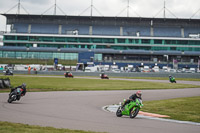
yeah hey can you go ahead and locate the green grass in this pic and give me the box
[141,96,200,123]
[113,76,200,81]
[0,121,104,133]
[0,76,200,92]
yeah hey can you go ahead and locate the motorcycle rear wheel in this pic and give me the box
[116,107,123,117]
[130,108,139,118]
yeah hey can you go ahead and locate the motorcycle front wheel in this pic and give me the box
[130,107,139,118]
[7,98,13,103]
[116,107,123,117]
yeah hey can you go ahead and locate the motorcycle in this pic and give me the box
[100,74,109,79]
[3,70,13,76]
[116,98,143,118]
[7,87,24,103]
[169,76,176,83]
[64,72,74,78]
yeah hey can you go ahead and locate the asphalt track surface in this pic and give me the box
[0,77,200,133]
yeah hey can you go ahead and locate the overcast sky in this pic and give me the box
[0,0,200,31]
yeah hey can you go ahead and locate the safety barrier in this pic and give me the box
[0,78,11,89]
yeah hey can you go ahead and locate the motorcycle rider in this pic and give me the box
[6,69,10,74]
[101,72,105,78]
[121,91,142,110]
[10,83,27,100]
[20,83,27,96]
[169,75,173,81]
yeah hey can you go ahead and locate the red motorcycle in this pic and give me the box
[100,73,109,79]
[64,72,74,78]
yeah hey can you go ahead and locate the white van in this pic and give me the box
[152,66,159,72]
[143,66,150,72]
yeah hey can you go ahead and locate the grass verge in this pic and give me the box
[0,76,200,92]
[141,96,200,123]
[0,121,104,133]
[113,76,200,81]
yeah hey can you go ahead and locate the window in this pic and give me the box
[5,36,15,40]
[17,36,28,41]
[55,37,65,42]
[154,40,162,44]
[67,38,78,42]
[79,38,90,43]
[118,39,125,43]
[103,38,114,43]
[142,39,150,44]
[92,38,102,43]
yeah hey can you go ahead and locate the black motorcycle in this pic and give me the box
[3,70,13,76]
[8,87,25,103]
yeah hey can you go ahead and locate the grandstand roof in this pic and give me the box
[3,14,200,27]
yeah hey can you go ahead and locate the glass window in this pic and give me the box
[135,39,139,44]
[177,40,188,45]
[189,41,200,45]
[2,51,15,58]
[55,37,65,42]
[16,52,27,58]
[67,38,78,42]
[5,36,15,40]
[39,52,53,59]
[17,36,28,41]
[94,54,102,61]
[79,38,90,43]
[0,51,2,58]
[92,38,102,43]
[118,39,125,43]
[42,37,53,42]
[103,38,114,43]
[142,39,150,44]
[128,39,133,43]
[154,40,162,44]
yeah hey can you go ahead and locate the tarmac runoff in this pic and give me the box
[102,104,200,126]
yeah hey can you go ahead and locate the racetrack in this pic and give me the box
[0,77,200,133]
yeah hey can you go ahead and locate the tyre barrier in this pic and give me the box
[0,78,11,89]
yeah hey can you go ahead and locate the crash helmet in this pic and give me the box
[136,90,142,97]
[22,83,26,88]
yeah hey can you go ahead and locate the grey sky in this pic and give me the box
[0,0,200,31]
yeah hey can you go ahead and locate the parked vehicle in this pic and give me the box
[112,69,121,73]
[64,72,74,78]
[142,66,150,72]
[152,66,160,72]
[116,98,143,118]
[169,75,176,83]
[189,68,196,73]
[85,66,98,72]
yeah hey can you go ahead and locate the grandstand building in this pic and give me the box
[0,14,200,68]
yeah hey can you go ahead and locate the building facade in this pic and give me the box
[1,14,200,68]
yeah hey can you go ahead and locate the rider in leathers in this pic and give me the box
[121,91,142,110]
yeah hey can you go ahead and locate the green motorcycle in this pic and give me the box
[116,98,143,118]
[169,76,176,83]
